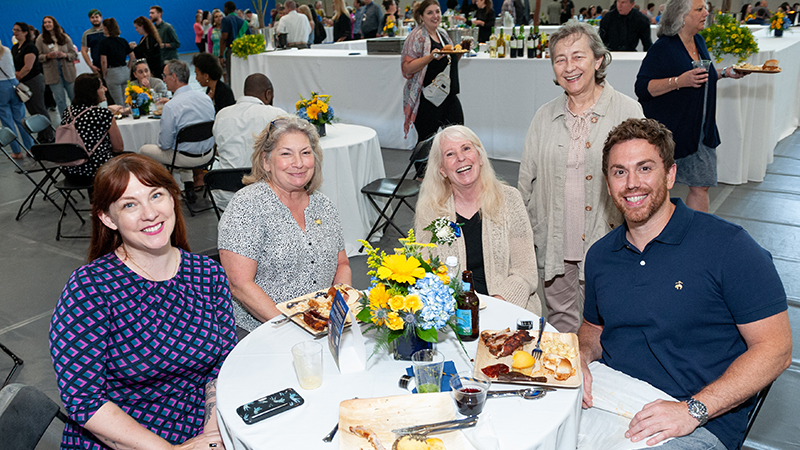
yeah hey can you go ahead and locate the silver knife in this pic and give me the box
[391,416,478,435]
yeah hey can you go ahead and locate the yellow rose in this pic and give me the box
[389,295,405,311]
[404,294,423,313]
[386,312,404,330]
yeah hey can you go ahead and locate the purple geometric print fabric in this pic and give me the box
[49,250,237,449]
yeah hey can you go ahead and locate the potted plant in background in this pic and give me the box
[699,12,759,63]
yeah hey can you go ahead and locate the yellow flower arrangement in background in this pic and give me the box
[699,12,759,63]
[231,33,266,59]
[124,82,153,114]
[296,92,335,126]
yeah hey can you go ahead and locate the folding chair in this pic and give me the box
[21,114,55,145]
[30,143,93,240]
[740,382,774,448]
[165,121,216,216]
[0,343,23,389]
[0,127,61,220]
[0,384,68,450]
[204,167,251,219]
[360,136,434,250]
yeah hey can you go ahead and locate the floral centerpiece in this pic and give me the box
[770,10,791,36]
[231,33,266,59]
[356,231,464,360]
[699,12,759,63]
[296,92,334,136]
[383,15,398,37]
[124,82,153,115]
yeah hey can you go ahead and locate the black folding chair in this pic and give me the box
[0,384,68,450]
[30,143,92,240]
[165,121,216,216]
[0,127,62,220]
[0,343,23,389]
[360,136,434,250]
[740,382,774,448]
[204,167,251,219]
[21,114,55,145]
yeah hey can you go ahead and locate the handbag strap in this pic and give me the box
[64,106,110,154]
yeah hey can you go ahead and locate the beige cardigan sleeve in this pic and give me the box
[486,186,539,313]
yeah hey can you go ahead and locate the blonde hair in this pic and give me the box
[417,125,506,222]
[333,0,349,20]
[298,5,314,21]
[243,116,324,194]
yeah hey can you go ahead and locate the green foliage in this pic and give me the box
[699,13,759,63]
[231,33,266,59]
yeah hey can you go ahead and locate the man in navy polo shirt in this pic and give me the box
[579,118,791,450]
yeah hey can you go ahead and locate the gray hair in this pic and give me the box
[243,116,324,194]
[657,0,695,37]
[165,59,190,84]
[549,20,611,85]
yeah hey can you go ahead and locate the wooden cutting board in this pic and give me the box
[339,393,467,449]
[275,284,361,336]
[473,330,582,389]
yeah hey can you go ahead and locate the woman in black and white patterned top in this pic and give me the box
[218,116,352,334]
[60,73,123,184]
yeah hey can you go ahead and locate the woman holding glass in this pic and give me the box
[130,59,168,98]
[130,16,162,78]
[401,0,464,144]
[35,16,77,117]
[518,21,643,333]
[50,153,236,450]
[415,125,540,314]
[635,0,744,212]
[218,116,351,335]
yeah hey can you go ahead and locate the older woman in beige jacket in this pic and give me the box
[415,125,540,315]
[35,16,77,116]
[518,21,643,333]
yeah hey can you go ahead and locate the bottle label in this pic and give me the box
[456,309,472,335]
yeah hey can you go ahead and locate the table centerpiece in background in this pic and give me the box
[297,92,334,136]
[700,12,759,63]
[124,82,153,116]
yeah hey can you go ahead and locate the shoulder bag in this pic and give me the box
[0,65,31,103]
[422,54,451,107]
[55,106,109,166]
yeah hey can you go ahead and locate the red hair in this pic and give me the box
[88,154,190,262]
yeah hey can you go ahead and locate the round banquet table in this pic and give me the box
[216,295,582,450]
[116,115,161,153]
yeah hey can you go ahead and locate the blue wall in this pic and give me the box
[0,0,268,56]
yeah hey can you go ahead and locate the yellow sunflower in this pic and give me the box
[376,254,426,284]
[369,283,390,309]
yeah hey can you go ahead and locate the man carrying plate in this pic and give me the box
[578,118,791,450]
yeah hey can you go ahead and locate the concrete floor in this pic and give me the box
[1,129,798,449]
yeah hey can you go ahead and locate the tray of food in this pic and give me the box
[433,44,468,54]
[473,328,581,389]
[733,59,782,74]
[339,393,466,450]
[275,284,361,336]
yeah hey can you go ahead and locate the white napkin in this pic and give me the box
[578,362,676,450]
[461,412,501,450]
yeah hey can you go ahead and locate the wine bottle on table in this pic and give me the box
[517,25,525,58]
[527,26,536,58]
[456,270,480,341]
[543,32,550,58]
[509,26,517,58]
[489,27,498,58]
[497,29,506,58]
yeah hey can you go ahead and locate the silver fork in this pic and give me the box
[272,311,304,326]
[531,316,546,361]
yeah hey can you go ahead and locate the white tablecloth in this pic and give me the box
[315,123,385,256]
[232,30,800,185]
[117,115,162,153]
[216,295,582,450]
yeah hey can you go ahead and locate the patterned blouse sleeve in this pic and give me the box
[49,265,111,426]
[217,187,270,262]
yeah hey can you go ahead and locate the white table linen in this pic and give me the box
[232,31,800,184]
[117,115,161,153]
[216,295,582,450]
[316,123,385,256]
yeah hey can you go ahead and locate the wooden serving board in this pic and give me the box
[339,393,467,450]
[275,285,361,336]
[433,49,469,54]
[473,330,582,389]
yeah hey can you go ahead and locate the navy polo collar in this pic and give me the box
[612,198,694,252]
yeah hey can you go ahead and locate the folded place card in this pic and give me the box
[328,289,366,373]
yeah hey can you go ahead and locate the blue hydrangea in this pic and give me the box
[410,273,455,330]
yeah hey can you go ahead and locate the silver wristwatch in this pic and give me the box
[686,397,708,426]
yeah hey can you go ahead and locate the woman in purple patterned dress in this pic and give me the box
[49,154,236,450]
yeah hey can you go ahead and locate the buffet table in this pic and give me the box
[232,29,800,184]
[216,295,582,449]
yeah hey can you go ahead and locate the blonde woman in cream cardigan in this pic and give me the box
[414,125,541,315]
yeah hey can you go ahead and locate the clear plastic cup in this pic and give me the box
[692,59,712,72]
[292,341,323,390]
[450,371,491,416]
[411,349,445,393]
